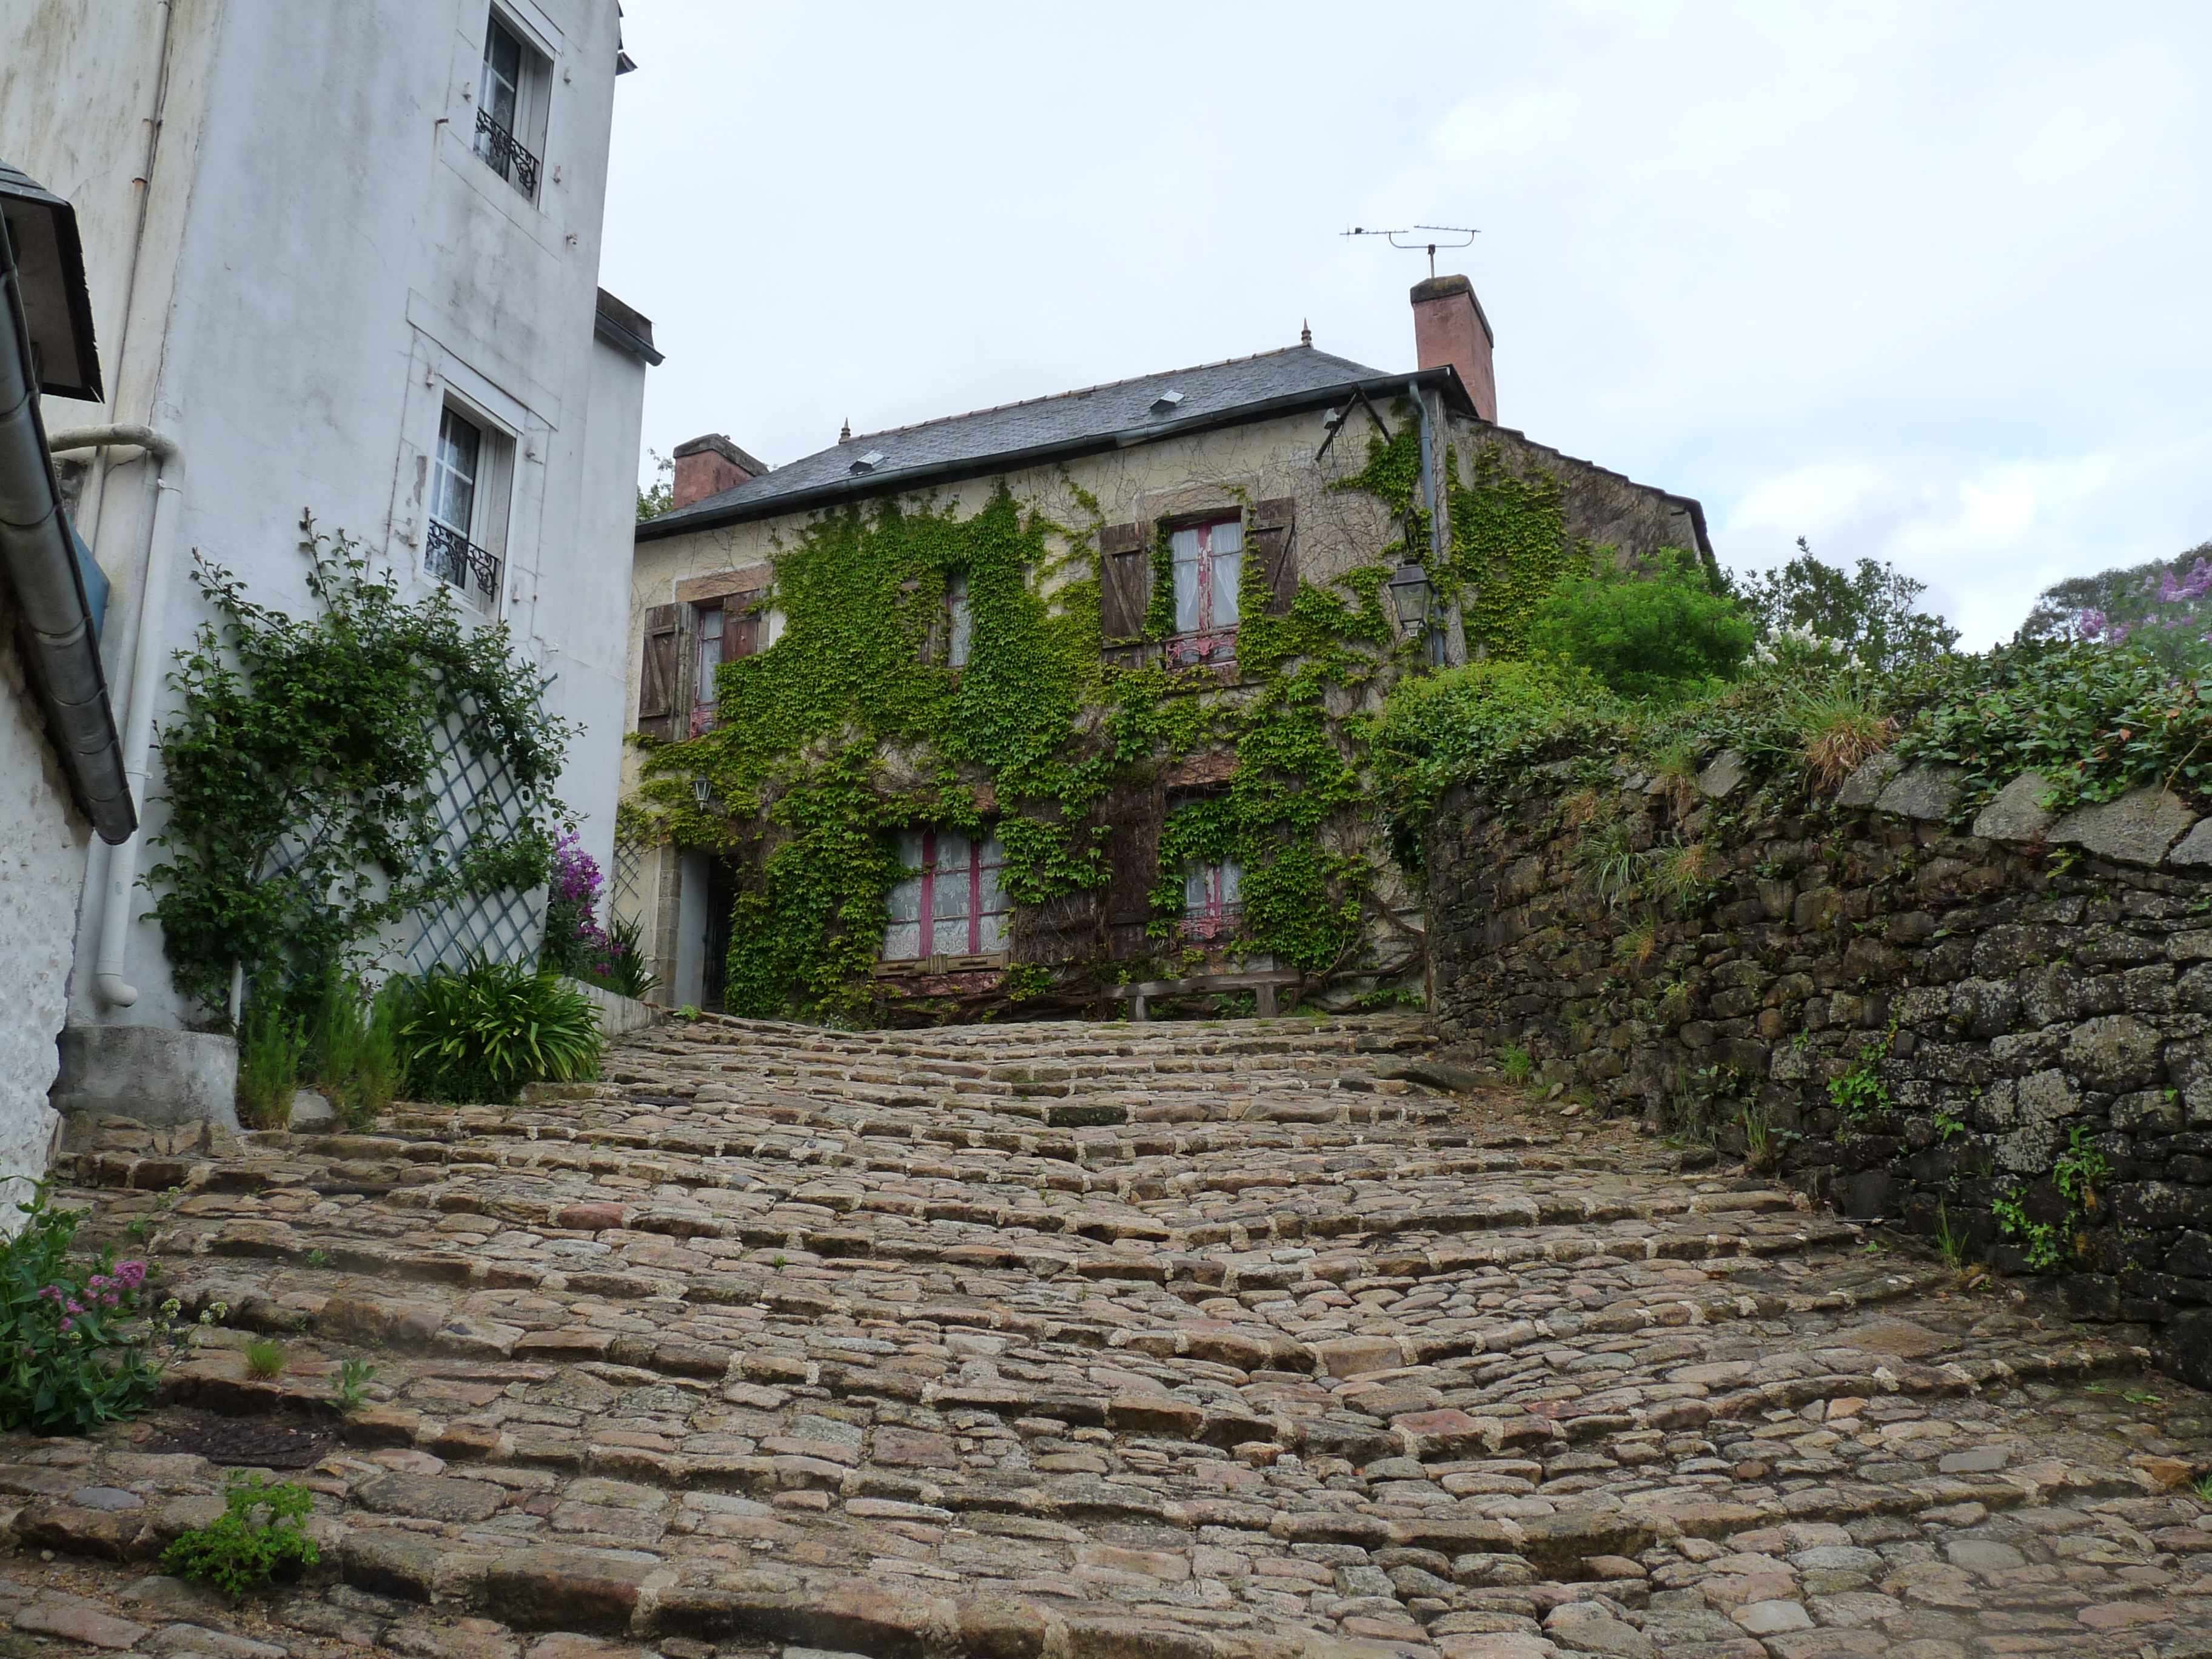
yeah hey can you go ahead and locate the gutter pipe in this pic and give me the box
[47,423,183,1010]
[0,227,134,847]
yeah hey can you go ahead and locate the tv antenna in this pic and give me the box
[1341,224,1478,279]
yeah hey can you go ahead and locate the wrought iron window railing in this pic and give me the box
[426,520,501,606]
[474,107,540,198]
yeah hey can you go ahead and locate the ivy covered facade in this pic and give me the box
[622,328,1709,1024]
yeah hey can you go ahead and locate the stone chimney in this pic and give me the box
[1410,275,1496,423]
[671,434,766,509]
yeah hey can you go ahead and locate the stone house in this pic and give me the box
[4,2,656,1119]
[623,278,1711,1017]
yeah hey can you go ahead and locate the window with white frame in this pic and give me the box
[475,10,548,198]
[426,404,508,608]
[1168,517,1242,665]
[883,829,1009,960]
[1181,854,1244,940]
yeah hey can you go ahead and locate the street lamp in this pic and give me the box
[692,776,714,809]
[1387,558,1433,633]
[0,163,101,400]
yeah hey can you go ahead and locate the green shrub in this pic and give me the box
[235,1004,307,1130]
[1526,548,1756,701]
[400,956,603,1104]
[0,1184,160,1434]
[159,1472,320,1597]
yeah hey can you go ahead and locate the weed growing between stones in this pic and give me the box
[333,1358,377,1411]
[160,1473,320,1598]
[243,1339,285,1379]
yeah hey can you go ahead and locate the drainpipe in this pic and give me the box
[48,424,183,1010]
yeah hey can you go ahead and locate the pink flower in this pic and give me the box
[58,1319,72,1333]
[116,1262,146,1290]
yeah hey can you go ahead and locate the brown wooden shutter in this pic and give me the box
[1098,523,1152,640]
[1250,498,1297,618]
[637,603,679,739]
[1100,782,1165,951]
[726,609,760,660]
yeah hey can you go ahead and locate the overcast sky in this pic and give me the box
[597,1,2212,649]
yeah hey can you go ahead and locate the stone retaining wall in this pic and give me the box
[1424,751,2212,1385]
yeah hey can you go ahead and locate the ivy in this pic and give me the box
[149,521,572,1014]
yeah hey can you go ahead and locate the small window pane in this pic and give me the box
[975,910,1008,953]
[895,829,927,870]
[1171,528,1202,633]
[882,920,922,960]
[1218,857,1243,907]
[885,873,922,925]
[483,15,524,130]
[1211,546,1242,628]
[431,409,480,535]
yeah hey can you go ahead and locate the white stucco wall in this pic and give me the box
[0,0,646,1031]
[0,622,85,1205]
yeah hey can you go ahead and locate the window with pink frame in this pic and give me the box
[882,829,1010,960]
[1167,517,1242,665]
[1181,856,1244,940]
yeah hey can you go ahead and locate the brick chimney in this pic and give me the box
[1410,275,1496,423]
[671,433,767,509]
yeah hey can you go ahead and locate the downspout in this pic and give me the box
[48,424,183,1010]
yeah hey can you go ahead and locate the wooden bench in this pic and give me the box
[1103,970,1302,1021]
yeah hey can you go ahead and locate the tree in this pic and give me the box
[1526,547,1755,701]
[636,451,674,521]
[1728,540,1958,670]
[2019,541,2212,670]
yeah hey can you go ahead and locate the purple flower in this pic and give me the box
[58,1319,72,1334]
[116,1261,146,1290]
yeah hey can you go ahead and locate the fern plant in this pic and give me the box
[400,956,603,1105]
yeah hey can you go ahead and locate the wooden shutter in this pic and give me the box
[1250,498,1297,618]
[726,609,760,660]
[1099,523,1152,640]
[1100,782,1165,952]
[637,603,679,739]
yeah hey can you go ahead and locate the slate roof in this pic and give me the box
[637,344,1463,538]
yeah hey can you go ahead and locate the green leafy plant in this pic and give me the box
[1932,1108,1966,1144]
[333,1358,377,1411]
[0,1184,160,1434]
[2054,1122,2115,1213]
[159,1472,320,1598]
[235,1004,308,1130]
[305,1250,328,1270]
[399,957,603,1105]
[588,913,660,1002]
[1614,916,1660,970]
[310,974,404,1131]
[1525,547,1756,702]
[1497,1043,1535,1087]
[148,521,572,1015]
[243,1338,286,1379]
[1992,1186,2066,1273]
[1828,1045,1892,1124]
[1731,541,1959,672]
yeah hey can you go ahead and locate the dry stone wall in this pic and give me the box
[1425,751,2212,1387]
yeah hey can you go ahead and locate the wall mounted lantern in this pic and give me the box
[0,163,101,400]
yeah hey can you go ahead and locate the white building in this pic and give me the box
[1,1,655,1118]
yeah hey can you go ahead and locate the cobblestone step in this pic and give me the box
[20,1011,2212,1659]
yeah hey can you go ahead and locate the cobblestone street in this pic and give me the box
[13,1012,2212,1659]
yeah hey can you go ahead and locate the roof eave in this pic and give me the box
[637,366,1478,543]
